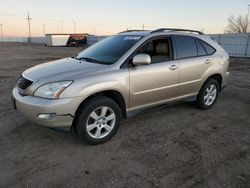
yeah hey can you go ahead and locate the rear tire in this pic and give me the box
[75,96,122,145]
[196,79,220,110]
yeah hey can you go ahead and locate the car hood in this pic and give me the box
[23,58,110,81]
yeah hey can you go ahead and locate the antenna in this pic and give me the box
[26,13,32,42]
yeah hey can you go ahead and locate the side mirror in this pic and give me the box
[132,54,151,66]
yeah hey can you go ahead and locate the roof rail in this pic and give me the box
[151,28,204,35]
[119,30,148,34]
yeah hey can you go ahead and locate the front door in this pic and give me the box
[129,37,180,110]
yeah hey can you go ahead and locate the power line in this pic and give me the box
[32,15,143,29]
[2,12,158,36]
[4,12,146,35]
[26,13,32,42]
[0,14,25,17]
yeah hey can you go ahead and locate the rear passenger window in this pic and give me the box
[175,36,198,59]
[198,39,216,55]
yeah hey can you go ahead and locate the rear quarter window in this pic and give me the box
[197,39,216,55]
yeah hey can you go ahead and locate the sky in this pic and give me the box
[0,0,249,37]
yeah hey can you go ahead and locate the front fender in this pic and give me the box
[77,81,129,108]
[60,70,130,109]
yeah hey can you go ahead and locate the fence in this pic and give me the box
[0,36,105,46]
[0,37,45,44]
[210,33,250,58]
[30,37,45,44]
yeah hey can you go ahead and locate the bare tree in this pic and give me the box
[225,15,249,33]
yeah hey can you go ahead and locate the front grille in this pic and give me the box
[18,76,33,90]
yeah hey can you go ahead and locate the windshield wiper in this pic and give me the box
[73,56,103,64]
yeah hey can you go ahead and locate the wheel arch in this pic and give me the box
[72,90,127,131]
[201,73,223,91]
[207,74,222,90]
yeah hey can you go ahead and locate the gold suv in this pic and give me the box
[12,28,230,144]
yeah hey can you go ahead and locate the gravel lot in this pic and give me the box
[0,43,250,188]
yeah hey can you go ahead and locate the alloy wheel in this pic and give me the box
[204,84,217,106]
[86,106,116,139]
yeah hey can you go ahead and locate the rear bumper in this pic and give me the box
[12,87,82,128]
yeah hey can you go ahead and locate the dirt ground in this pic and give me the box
[0,43,250,188]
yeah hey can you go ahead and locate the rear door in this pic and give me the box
[174,35,215,96]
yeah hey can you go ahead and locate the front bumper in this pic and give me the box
[12,87,82,128]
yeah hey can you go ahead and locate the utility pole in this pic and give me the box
[43,24,46,43]
[142,24,145,30]
[26,13,32,42]
[91,27,96,35]
[61,21,63,33]
[0,24,3,42]
[43,24,46,35]
[73,20,76,33]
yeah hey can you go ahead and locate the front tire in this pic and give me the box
[75,96,122,145]
[196,79,220,110]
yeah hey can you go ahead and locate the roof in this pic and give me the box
[118,28,204,37]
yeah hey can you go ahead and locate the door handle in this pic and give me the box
[169,64,179,71]
[205,59,212,64]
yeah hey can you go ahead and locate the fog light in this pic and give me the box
[37,113,56,120]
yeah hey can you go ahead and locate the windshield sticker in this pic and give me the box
[124,36,141,40]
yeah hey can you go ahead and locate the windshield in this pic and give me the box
[77,35,142,64]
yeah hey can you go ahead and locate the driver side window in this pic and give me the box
[136,38,173,64]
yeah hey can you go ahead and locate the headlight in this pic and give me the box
[34,81,73,99]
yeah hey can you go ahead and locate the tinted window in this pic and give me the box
[77,35,142,64]
[196,39,207,56]
[175,36,198,59]
[200,40,216,55]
